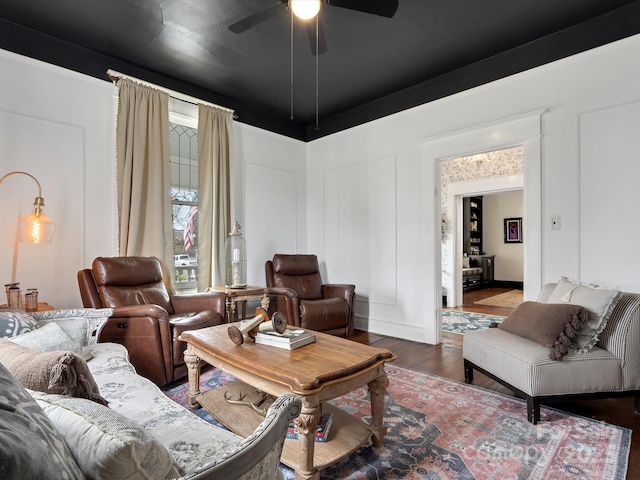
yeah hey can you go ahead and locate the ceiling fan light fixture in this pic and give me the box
[291,0,321,20]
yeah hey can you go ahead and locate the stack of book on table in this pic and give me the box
[254,328,316,350]
[286,411,333,442]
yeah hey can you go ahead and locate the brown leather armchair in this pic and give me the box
[265,254,355,337]
[77,256,225,386]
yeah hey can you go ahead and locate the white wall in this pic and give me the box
[483,190,524,282]
[579,102,640,287]
[0,49,306,308]
[238,124,307,286]
[3,33,640,344]
[307,34,640,344]
[0,50,117,308]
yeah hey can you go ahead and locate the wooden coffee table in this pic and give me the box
[179,324,395,480]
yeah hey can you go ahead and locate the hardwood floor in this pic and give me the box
[349,287,639,480]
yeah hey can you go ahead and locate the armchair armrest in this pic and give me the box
[109,304,169,319]
[266,287,302,328]
[170,291,226,317]
[598,293,640,388]
[98,304,173,386]
[169,312,222,340]
[322,284,356,336]
[322,284,356,303]
[169,311,223,367]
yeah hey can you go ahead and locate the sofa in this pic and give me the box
[462,255,484,290]
[0,307,301,479]
[463,279,640,424]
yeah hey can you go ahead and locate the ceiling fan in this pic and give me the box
[229,0,399,55]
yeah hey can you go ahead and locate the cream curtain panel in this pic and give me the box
[197,105,232,290]
[115,78,174,289]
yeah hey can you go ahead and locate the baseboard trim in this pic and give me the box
[490,280,523,289]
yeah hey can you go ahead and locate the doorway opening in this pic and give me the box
[421,110,543,345]
[440,149,525,337]
[440,147,524,310]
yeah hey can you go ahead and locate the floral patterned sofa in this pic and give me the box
[0,308,300,480]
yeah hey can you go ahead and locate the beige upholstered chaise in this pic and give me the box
[463,282,640,424]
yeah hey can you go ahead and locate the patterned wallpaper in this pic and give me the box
[440,146,524,292]
[441,146,524,225]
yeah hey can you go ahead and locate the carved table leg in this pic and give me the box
[184,345,202,409]
[227,297,236,322]
[294,394,321,480]
[368,368,389,447]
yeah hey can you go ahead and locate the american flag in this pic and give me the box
[183,206,197,251]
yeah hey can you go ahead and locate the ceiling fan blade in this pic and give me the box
[228,2,284,34]
[306,17,328,56]
[325,0,399,18]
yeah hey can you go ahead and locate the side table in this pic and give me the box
[36,302,54,312]
[0,302,53,312]
[211,285,269,322]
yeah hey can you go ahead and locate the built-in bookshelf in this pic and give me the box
[463,196,483,255]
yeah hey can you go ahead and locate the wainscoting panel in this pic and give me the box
[244,163,298,284]
[324,156,397,306]
[0,110,85,307]
[579,102,640,291]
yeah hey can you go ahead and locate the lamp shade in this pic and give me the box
[0,171,56,244]
[19,210,55,244]
[291,0,320,19]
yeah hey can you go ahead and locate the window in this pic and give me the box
[170,122,198,291]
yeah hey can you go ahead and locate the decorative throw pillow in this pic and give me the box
[0,308,38,338]
[462,257,470,268]
[32,308,113,346]
[0,362,85,480]
[29,391,182,480]
[0,338,107,405]
[547,277,623,353]
[493,301,591,360]
[10,322,84,355]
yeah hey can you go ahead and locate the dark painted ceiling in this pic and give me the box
[0,0,639,141]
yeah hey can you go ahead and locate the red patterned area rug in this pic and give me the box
[163,365,630,479]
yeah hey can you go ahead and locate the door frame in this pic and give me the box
[421,110,543,344]
[446,175,524,307]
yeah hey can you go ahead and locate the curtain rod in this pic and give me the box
[106,69,238,119]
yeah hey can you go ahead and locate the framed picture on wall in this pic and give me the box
[504,217,522,243]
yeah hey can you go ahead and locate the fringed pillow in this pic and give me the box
[0,338,107,405]
[490,301,590,360]
[547,277,622,353]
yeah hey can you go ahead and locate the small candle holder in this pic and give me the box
[7,283,21,309]
[25,288,38,313]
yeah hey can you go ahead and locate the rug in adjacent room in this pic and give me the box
[164,365,630,480]
[474,289,524,308]
[442,310,505,334]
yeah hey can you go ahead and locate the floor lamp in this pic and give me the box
[0,171,56,307]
